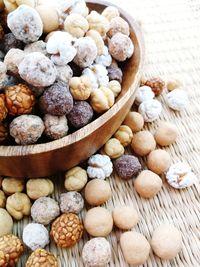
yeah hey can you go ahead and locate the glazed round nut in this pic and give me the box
[123,111,144,133]
[51,213,83,248]
[0,94,7,122]
[108,33,134,62]
[4,48,25,75]
[26,248,58,267]
[108,17,130,38]
[0,190,6,208]
[2,177,25,195]
[138,99,162,122]
[165,162,197,189]
[23,223,49,251]
[147,149,171,174]
[44,114,68,140]
[86,30,104,56]
[82,237,112,267]
[0,234,24,267]
[90,86,115,113]
[6,192,31,220]
[95,46,112,67]
[36,5,59,33]
[84,207,113,237]
[5,84,35,116]
[87,154,113,180]
[87,11,110,36]
[167,78,183,91]
[114,125,133,147]
[64,166,88,192]
[73,37,97,68]
[102,6,120,21]
[135,86,155,105]
[114,155,141,180]
[64,13,89,38]
[24,40,47,55]
[113,206,139,230]
[166,89,188,111]
[84,179,111,206]
[55,64,73,84]
[3,33,24,54]
[7,5,43,43]
[141,77,165,96]
[67,101,94,129]
[108,80,121,97]
[69,76,91,101]
[155,121,178,146]
[120,231,150,265]
[131,130,156,156]
[151,224,182,260]
[107,65,123,83]
[0,208,13,237]
[26,178,54,200]
[104,138,124,159]
[134,170,163,198]
[9,115,44,145]
[40,81,73,116]
[60,192,84,214]
[19,52,57,87]
[31,197,60,225]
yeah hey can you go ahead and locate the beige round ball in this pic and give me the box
[112,206,139,230]
[134,170,162,198]
[123,111,144,132]
[151,224,182,260]
[120,231,150,265]
[0,208,13,237]
[131,131,156,156]
[85,179,111,206]
[147,149,171,174]
[84,207,113,237]
[36,5,59,33]
[155,122,178,146]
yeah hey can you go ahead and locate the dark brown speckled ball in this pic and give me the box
[107,65,123,83]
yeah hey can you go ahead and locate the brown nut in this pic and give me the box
[114,125,133,147]
[147,149,171,174]
[104,138,124,159]
[69,75,92,101]
[141,77,165,96]
[25,248,58,267]
[0,234,24,267]
[50,213,83,248]
[0,190,6,208]
[123,111,144,133]
[64,166,88,192]
[26,178,54,200]
[0,94,8,122]
[2,178,25,195]
[154,121,178,146]
[131,131,156,156]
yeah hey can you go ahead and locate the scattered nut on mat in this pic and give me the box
[135,85,155,105]
[141,77,165,96]
[123,111,144,132]
[59,192,84,214]
[166,88,188,111]
[138,99,162,122]
[147,149,171,175]
[0,208,13,237]
[104,138,125,159]
[131,130,156,156]
[25,248,58,267]
[167,78,183,91]
[112,206,139,230]
[64,166,88,192]
[154,121,178,146]
[114,125,133,147]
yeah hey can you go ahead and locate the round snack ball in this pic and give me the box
[60,192,84,214]
[155,121,178,146]
[51,213,83,248]
[147,149,171,174]
[166,89,188,111]
[31,197,60,225]
[44,114,69,140]
[64,166,88,192]
[26,248,58,267]
[151,224,182,260]
[26,178,54,200]
[102,6,120,21]
[67,101,93,129]
[131,131,156,156]
[36,5,59,33]
[123,111,144,132]
[7,5,43,43]
[104,138,124,159]
[120,231,150,265]
[134,170,162,198]
[114,125,133,147]
[84,179,111,206]
[64,13,89,38]
[40,81,73,116]
[138,99,162,122]
[84,207,113,237]
[2,177,24,195]
[0,208,13,237]
[82,237,111,267]
[112,206,139,230]
[114,155,141,180]
[108,17,130,38]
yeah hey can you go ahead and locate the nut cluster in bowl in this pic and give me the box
[0,0,134,146]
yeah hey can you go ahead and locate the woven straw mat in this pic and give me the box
[13,0,200,266]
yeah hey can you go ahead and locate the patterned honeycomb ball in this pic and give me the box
[25,249,58,267]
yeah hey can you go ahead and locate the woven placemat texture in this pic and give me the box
[13,0,200,266]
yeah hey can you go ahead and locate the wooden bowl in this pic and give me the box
[0,0,145,178]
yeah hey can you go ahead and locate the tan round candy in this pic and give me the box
[69,75,92,101]
[114,125,133,147]
[134,170,162,198]
[0,208,13,237]
[155,122,178,146]
[85,179,111,206]
[123,111,144,132]
[86,30,104,56]
[84,207,113,237]
[147,149,171,174]
[2,177,25,195]
[120,231,150,265]
[151,224,182,260]
[108,80,121,97]
[102,6,120,21]
[104,138,124,159]
[36,5,59,33]
[64,13,89,38]
[26,178,54,200]
[131,131,156,156]
[64,166,88,191]
[112,206,139,230]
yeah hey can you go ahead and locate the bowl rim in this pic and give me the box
[0,0,145,157]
